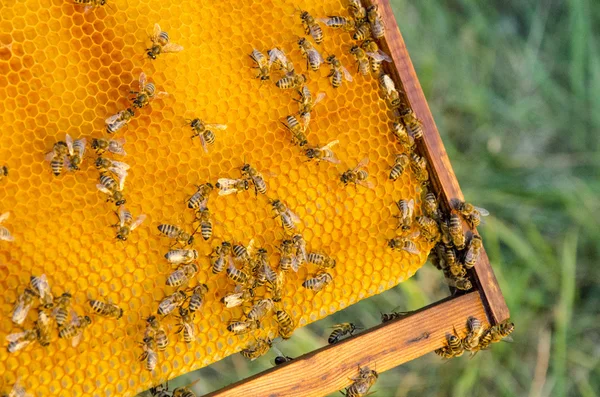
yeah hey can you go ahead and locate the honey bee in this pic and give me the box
[275,72,307,90]
[247,298,274,321]
[95,157,130,189]
[2,378,30,397]
[157,223,196,247]
[0,165,8,182]
[30,274,53,308]
[6,328,38,353]
[271,199,301,234]
[366,5,385,38]
[165,249,198,265]
[447,213,466,250]
[188,118,228,153]
[361,40,392,74]
[58,312,92,347]
[91,137,127,156]
[274,354,294,366]
[453,200,490,228]
[251,248,277,287]
[97,174,126,206]
[298,38,324,72]
[489,321,515,343]
[187,284,208,313]
[446,261,467,279]
[462,317,485,351]
[227,319,259,335]
[240,337,272,361]
[157,290,187,316]
[348,0,367,21]
[279,239,299,272]
[221,284,254,308]
[352,21,372,41]
[105,108,135,134]
[410,153,429,186]
[45,139,69,177]
[434,332,464,359]
[395,199,414,231]
[166,263,198,287]
[88,299,123,319]
[305,140,341,164]
[302,271,333,292]
[64,134,87,171]
[52,292,72,327]
[307,252,336,269]
[388,231,420,255]
[378,73,402,108]
[326,54,353,88]
[227,261,249,285]
[341,158,372,188]
[36,309,52,347]
[275,309,295,339]
[187,183,213,210]
[463,235,483,268]
[72,0,106,12]
[416,216,441,243]
[232,240,252,265]
[196,211,214,241]
[11,288,35,325]
[445,277,472,291]
[241,163,267,195]
[250,48,271,81]
[389,153,410,181]
[405,119,423,141]
[294,86,325,115]
[114,206,146,241]
[149,384,170,397]
[172,387,196,397]
[211,241,233,274]
[139,336,158,372]
[291,234,308,265]
[422,192,440,219]
[267,47,295,75]
[349,45,371,76]
[145,315,169,351]
[299,10,324,44]
[319,16,356,32]
[390,122,414,150]
[380,310,409,323]
[328,323,360,344]
[175,307,195,343]
[284,114,311,147]
[215,178,250,196]
[266,270,285,302]
[130,72,168,109]
[343,366,378,397]
[146,23,183,60]
[0,211,13,242]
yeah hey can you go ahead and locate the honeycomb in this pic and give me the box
[0,0,435,395]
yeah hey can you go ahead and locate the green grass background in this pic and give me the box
[160,0,600,395]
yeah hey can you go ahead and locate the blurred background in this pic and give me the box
[164,0,600,395]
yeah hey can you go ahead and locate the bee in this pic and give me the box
[361,40,392,74]
[489,321,515,343]
[157,223,196,247]
[294,86,325,115]
[6,328,38,353]
[281,114,309,147]
[390,122,414,151]
[58,312,92,347]
[307,252,336,269]
[45,139,69,177]
[395,199,414,231]
[227,262,249,285]
[0,165,8,182]
[139,336,158,372]
[348,0,367,21]
[105,108,135,134]
[267,47,295,75]
[302,272,333,292]
[52,292,72,327]
[0,211,13,242]
[463,235,483,268]
[326,54,353,88]
[298,38,324,72]
[343,366,378,397]
[188,118,227,153]
[405,119,423,141]
[241,163,267,195]
[279,239,299,272]
[416,216,441,243]
[88,299,123,319]
[445,277,472,291]
[448,213,466,250]
[145,315,169,351]
[247,298,274,321]
[352,21,372,41]
[36,309,53,347]
[72,0,106,12]
[409,153,429,185]
[187,183,214,210]
[366,5,385,38]
[318,16,356,32]
[275,309,295,339]
[11,288,35,325]
[422,192,440,219]
[453,200,490,228]
[270,199,301,234]
[232,240,252,265]
[380,310,409,323]
[221,285,254,308]
[378,73,402,108]
[328,323,360,344]
[250,48,271,81]
[291,234,308,265]
[149,384,170,397]
[211,241,233,274]
[305,140,341,164]
[274,354,294,366]
[227,319,259,335]
[275,72,307,90]
[299,10,324,44]
[188,284,208,313]
[389,153,410,181]
[63,134,87,171]
[446,261,467,279]
[341,158,372,188]
[240,337,272,361]
[2,378,30,397]
[215,178,250,196]
[157,290,187,317]
[130,72,168,109]
[95,157,129,188]
[175,307,195,343]
[30,274,53,308]
[253,249,277,287]
[165,249,198,265]
[146,23,183,60]
[91,137,126,156]
[97,174,126,206]
[166,263,198,287]
[114,206,146,241]
[388,231,420,255]
[172,387,196,397]
[266,270,285,302]
[349,45,371,76]
[435,331,464,359]
[463,317,485,351]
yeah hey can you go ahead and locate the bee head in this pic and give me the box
[83,316,92,325]
[187,236,194,245]
[147,50,156,60]
[117,308,123,319]
[116,198,126,206]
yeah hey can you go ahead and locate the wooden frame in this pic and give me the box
[207,1,510,395]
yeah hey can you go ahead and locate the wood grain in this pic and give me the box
[207,292,488,397]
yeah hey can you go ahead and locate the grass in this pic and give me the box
[158,0,600,395]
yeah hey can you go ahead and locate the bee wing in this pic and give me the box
[290,255,300,272]
[154,91,169,99]
[139,72,147,91]
[0,226,15,241]
[118,206,128,227]
[408,230,421,239]
[341,66,353,82]
[69,308,80,327]
[38,274,52,302]
[313,92,326,105]
[0,211,9,223]
[109,160,130,171]
[474,206,490,216]
[152,24,161,42]
[353,157,369,172]
[72,332,83,347]
[286,209,301,224]
[44,151,55,162]
[130,214,147,231]
[108,138,127,155]
[357,180,374,189]
[407,199,415,218]
[161,43,184,53]
[301,85,310,98]
[268,48,286,67]
[205,124,227,130]
[65,134,74,156]
[12,301,32,325]
[309,48,324,63]
[96,184,112,195]
[105,112,122,125]
[197,131,209,153]
[246,238,256,256]
[6,331,28,342]
[75,138,87,156]
[321,140,339,150]
[402,244,420,255]
[300,112,310,128]
[377,50,392,62]
[309,25,321,42]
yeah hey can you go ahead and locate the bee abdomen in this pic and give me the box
[201,221,212,240]
[157,224,180,238]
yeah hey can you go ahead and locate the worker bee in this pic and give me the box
[146,23,183,60]
[175,307,195,343]
[232,240,253,265]
[165,249,198,265]
[105,108,135,134]
[266,270,285,302]
[305,140,341,164]
[157,223,196,247]
[328,323,360,344]
[187,284,208,313]
[2,378,30,397]
[294,86,325,115]
[188,118,227,153]
[319,16,356,31]
[389,153,410,181]
[0,165,7,182]
[36,309,52,347]
[45,139,69,176]
[463,317,485,351]
[298,38,324,72]
[221,284,254,308]
[11,288,35,325]
[435,332,464,359]
[361,40,392,74]
[30,274,53,308]
[64,134,86,171]
[188,183,213,210]
[299,10,324,44]
[395,199,414,231]
[172,387,196,397]
[275,309,295,339]
[416,216,441,243]
[250,48,271,81]
[196,208,212,241]
[52,292,72,327]
[247,298,274,321]
[388,231,420,255]
[240,337,272,361]
[307,252,336,269]
[380,310,409,323]
[149,383,170,397]
[130,72,168,109]
[302,272,333,292]
[166,263,198,287]
[366,5,385,38]
[448,213,466,250]
[390,122,414,150]
[274,354,294,366]
[114,206,146,241]
[97,174,126,206]
[72,0,106,12]
[145,315,169,351]
[215,178,250,196]
[452,200,490,228]
[349,45,371,76]
[446,261,467,279]
[241,163,267,195]
[139,336,158,372]
[352,21,372,41]
[445,277,472,291]
[88,299,123,319]
[291,234,308,265]
[405,119,424,141]
[410,153,429,186]
[58,312,92,347]
[275,72,307,90]
[91,137,126,156]
[95,157,129,189]
[211,241,233,274]
[489,321,515,343]
[348,0,367,21]
[227,319,259,335]
[0,211,13,242]
[281,114,309,147]
[267,47,295,75]
[326,54,353,88]
[343,366,378,397]
[271,199,301,234]
[6,328,38,353]
[378,73,402,108]
[252,248,277,287]
[463,235,483,268]
[341,158,372,188]
[157,290,187,316]
[422,192,439,219]
[227,261,249,285]
[279,239,299,272]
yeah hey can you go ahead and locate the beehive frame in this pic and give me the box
[205,0,510,395]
